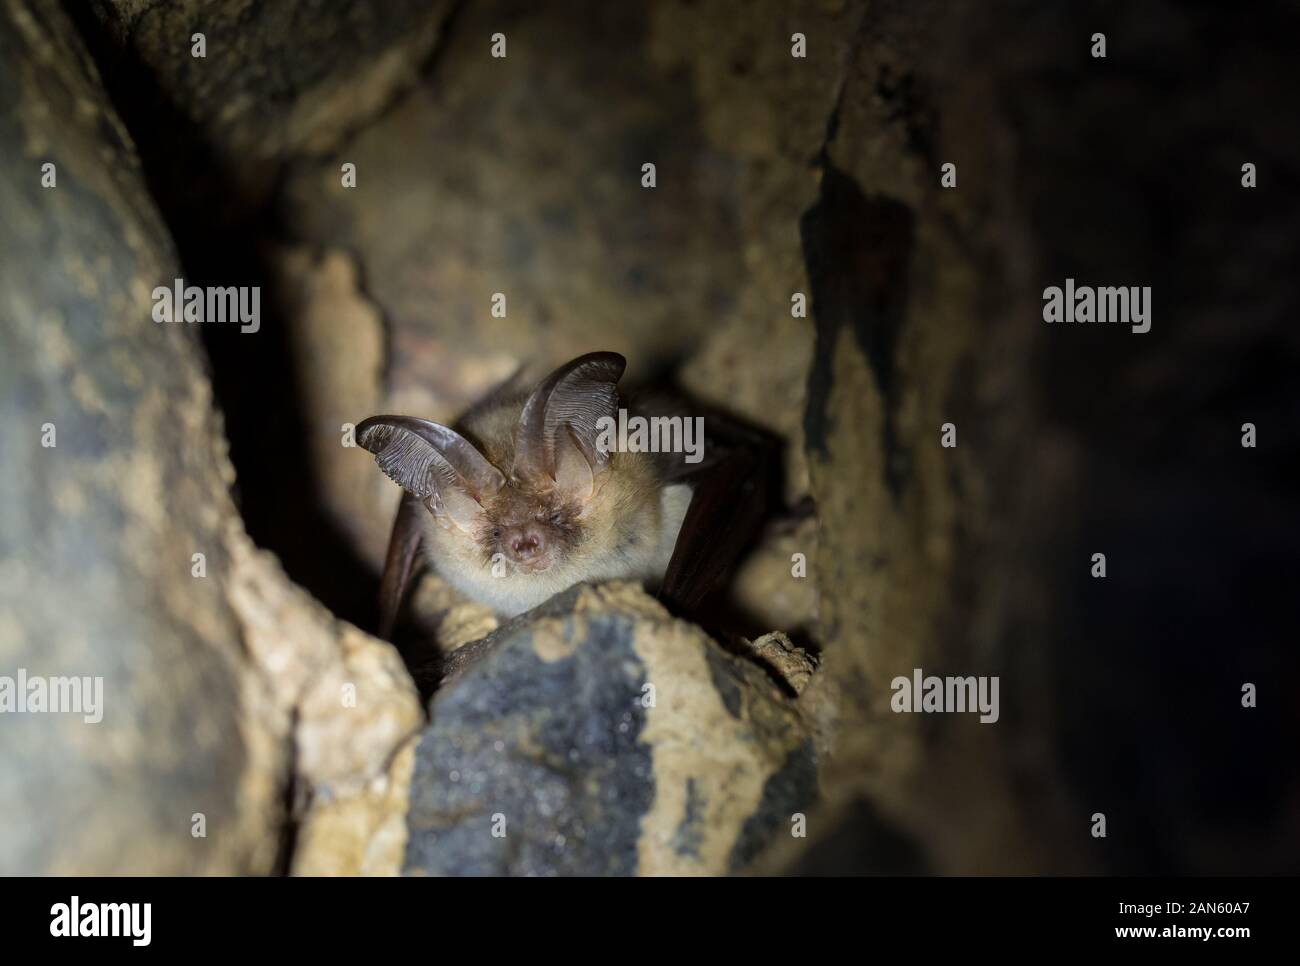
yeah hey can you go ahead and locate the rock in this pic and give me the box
[278,0,744,412]
[744,632,818,697]
[0,0,278,873]
[406,570,498,655]
[797,0,1300,874]
[265,245,390,568]
[222,536,423,877]
[728,516,819,641]
[773,798,930,876]
[0,0,422,874]
[794,1,1087,875]
[83,0,459,171]
[403,583,816,875]
[649,0,858,505]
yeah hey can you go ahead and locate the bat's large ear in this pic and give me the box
[512,352,625,499]
[356,415,504,531]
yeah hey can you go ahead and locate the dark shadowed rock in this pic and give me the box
[403,583,816,875]
[798,0,1300,874]
[84,0,458,162]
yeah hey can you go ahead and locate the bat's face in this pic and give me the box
[476,483,583,575]
[416,455,598,580]
[418,446,674,618]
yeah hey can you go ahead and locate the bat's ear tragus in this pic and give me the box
[553,421,598,503]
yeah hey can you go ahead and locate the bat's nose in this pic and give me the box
[507,527,545,562]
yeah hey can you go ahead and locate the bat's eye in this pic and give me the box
[548,512,563,525]
[492,528,501,538]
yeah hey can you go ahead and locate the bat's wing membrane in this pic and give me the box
[377,491,426,640]
[655,409,778,613]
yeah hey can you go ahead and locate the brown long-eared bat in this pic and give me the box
[355,352,772,639]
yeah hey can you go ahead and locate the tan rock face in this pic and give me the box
[407,571,498,654]
[222,536,423,876]
[744,632,818,697]
[793,7,1081,874]
[648,0,859,506]
[0,0,421,875]
[0,0,274,874]
[403,583,816,876]
[278,1,744,413]
[728,516,819,640]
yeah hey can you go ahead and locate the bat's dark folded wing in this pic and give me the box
[377,491,425,640]
[656,410,779,613]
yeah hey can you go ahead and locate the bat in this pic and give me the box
[355,352,773,640]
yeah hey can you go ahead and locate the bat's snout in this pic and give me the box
[504,525,547,566]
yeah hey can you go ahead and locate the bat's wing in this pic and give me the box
[656,410,778,614]
[377,491,426,640]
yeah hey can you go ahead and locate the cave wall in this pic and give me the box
[1,0,1295,875]
[0,0,421,875]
